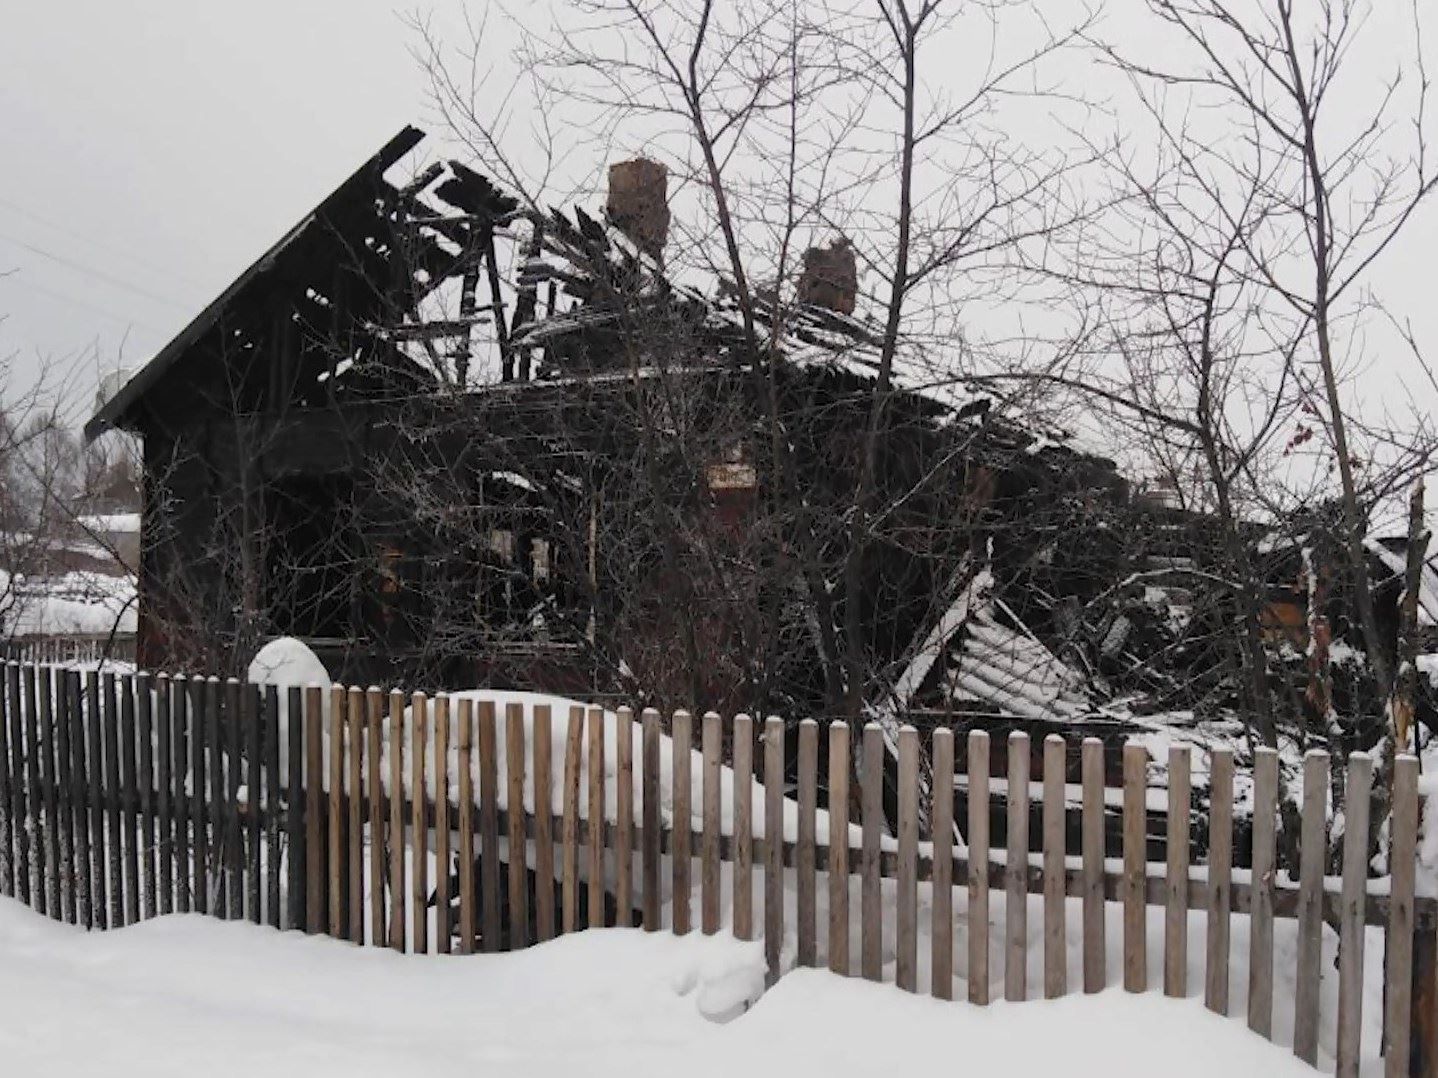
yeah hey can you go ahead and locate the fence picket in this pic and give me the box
[534,705,555,942]
[1248,746,1278,1036]
[328,685,345,939]
[0,664,12,899]
[137,674,155,922]
[105,672,125,925]
[932,728,955,1000]
[969,729,991,1005]
[70,670,93,927]
[587,707,606,931]
[797,719,818,966]
[861,723,883,982]
[1081,736,1104,994]
[457,699,476,955]
[434,696,451,953]
[561,706,583,934]
[87,671,108,926]
[1007,731,1030,1002]
[7,663,26,905]
[734,715,754,941]
[1122,741,1146,994]
[507,702,528,947]
[1205,748,1235,1015]
[409,692,429,953]
[672,710,692,936]
[1165,745,1190,998]
[896,726,918,993]
[154,675,172,919]
[52,668,75,924]
[37,666,60,918]
[702,712,721,936]
[244,683,261,926]
[224,677,242,922]
[304,685,324,935]
[365,688,383,944]
[286,686,305,932]
[386,690,404,950]
[764,716,784,981]
[174,676,192,917]
[264,685,281,930]
[1043,734,1066,999]
[1336,753,1373,1078]
[478,701,500,950]
[1293,749,1329,1065]
[641,709,661,931]
[828,722,850,978]
[1386,754,1419,1077]
[23,664,43,914]
[615,707,634,926]
[347,686,366,944]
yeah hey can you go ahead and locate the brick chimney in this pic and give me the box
[796,238,857,315]
[606,158,670,260]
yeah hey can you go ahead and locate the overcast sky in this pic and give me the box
[2,0,1436,461]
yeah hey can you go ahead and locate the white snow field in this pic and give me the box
[0,896,1321,1078]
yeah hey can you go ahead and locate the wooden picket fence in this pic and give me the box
[0,660,1431,1077]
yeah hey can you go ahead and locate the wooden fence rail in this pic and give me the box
[0,661,1431,1077]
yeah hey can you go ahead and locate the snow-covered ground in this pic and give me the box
[0,895,1323,1078]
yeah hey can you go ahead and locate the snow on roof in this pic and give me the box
[77,513,141,535]
[1365,537,1438,626]
[4,572,136,638]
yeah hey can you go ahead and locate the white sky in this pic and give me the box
[1,0,1435,478]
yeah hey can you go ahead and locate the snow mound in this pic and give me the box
[246,636,331,689]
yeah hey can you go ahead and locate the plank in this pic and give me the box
[1081,736,1104,993]
[1248,745,1278,1036]
[104,672,123,926]
[1165,744,1190,998]
[244,683,261,926]
[366,688,384,945]
[284,686,304,932]
[305,686,325,934]
[410,692,429,953]
[1336,753,1373,1077]
[1122,741,1145,993]
[52,667,76,924]
[0,665,12,900]
[457,700,476,954]
[896,725,918,993]
[70,671,93,927]
[1205,747,1234,1015]
[387,690,405,950]
[587,706,606,930]
[6,663,25,905]
[533,705,554,942]
[506,702,528,947]
[615,707,634,927]
[672,710,692,936]
[175,676,192,917]
[1007,731,1031,1002]
[153,675,171,918]
[347,686,366,943]
[477,701,500,954]
[328,684,345,938]
[828,722,850,977]
[88,671,108,926]
[701,711,722,936]
[932,727,955,999]
[478,701,501,950]
[433,695,451,953]
[764,716,784,980]
[797,719,818,966]
[732,715,754,941]
[223,678,242,921]
[968,729,991,1005]
[23,664,43,913]
[264,685,281,930]
[136,674,155,922]
[36,666,59,918]
[641,709,661,931]
[561,706,583,934]
[1042,733,1066,999]
[861,723,883,982]
[1385,754,1419,1078]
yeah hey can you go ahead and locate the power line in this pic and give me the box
[0,273,171,339]
[0,192,201,293]
[0,231,194,312]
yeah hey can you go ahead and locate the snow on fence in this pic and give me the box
[0,660,1429,1076]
